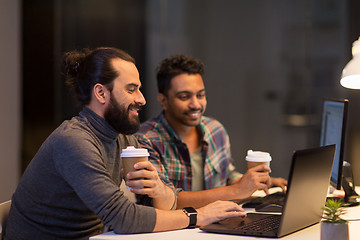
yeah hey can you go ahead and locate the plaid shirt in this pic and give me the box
[135,112,241,192]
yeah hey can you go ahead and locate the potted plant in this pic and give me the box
[321,199,349,240]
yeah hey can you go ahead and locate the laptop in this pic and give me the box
[200,144,336,238]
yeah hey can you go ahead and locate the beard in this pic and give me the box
[104,93,141,135]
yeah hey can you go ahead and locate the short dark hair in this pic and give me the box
[156,55,204,95]
[62,47,135,105]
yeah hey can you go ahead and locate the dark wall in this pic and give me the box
[21,0,146,172]
[22,0,56,172]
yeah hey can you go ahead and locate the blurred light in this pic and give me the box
[341,37,360,89]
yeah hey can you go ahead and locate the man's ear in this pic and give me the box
[157,93,168,110]
[93,83,109,104]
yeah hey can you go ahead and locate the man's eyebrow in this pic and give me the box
[126,83,140,88]
[175,89,205,95]
[175,90,191,95]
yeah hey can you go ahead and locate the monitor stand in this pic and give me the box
[342,176,360,207]
[342,162,360,207]
[327,163,360,207]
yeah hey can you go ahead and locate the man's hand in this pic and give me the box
[125,161,166,197]
[268,177,288,192]
[123,161,175,209]
[232,164,271,197]
[196,200,246,227]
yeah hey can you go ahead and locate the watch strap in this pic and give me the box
[182,207,197,228]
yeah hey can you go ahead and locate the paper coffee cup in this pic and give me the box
[246,150,272,170]
[120,146,149,182]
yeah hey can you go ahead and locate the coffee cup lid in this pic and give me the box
[245,150,272,162]
[120,146,149,157]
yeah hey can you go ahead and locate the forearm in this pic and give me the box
[152,185,177,210]
[153,209,188,232]
[176,185,249,209]
[153,200,247,232]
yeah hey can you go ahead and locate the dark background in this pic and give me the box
[21,0,360,183]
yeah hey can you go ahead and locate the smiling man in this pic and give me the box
[4,48,246,240]
[136,55,288,209]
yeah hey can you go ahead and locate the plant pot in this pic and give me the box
[321,222,349,240]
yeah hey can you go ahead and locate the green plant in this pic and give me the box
[322,199,348,224]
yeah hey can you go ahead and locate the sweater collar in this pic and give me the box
[80,107,119,141]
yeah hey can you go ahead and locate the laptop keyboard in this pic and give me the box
[235,215,281,232]
[242,191,285,208]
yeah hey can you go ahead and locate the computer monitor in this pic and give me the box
[319,98,348,190]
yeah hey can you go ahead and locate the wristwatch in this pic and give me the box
[182,207,197,228]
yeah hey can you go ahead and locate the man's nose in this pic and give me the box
[135,90,146,106]
[189,96,201,109]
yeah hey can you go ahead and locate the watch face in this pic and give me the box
[184,207,197,214]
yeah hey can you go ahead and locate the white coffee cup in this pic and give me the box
[246,150,272,170]
[120,146,149,182]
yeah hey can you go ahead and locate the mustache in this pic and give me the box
[185,107,203,114]
[128,103,143,112]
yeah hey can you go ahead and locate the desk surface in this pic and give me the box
[91,188,360,240]
[91,205,360,240]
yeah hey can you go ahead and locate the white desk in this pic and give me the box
[91,188,360,240]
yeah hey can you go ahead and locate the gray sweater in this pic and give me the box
[5,107,156,239]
